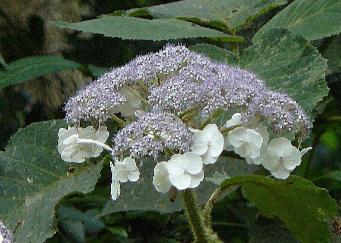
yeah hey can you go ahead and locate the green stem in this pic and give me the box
[182,189,222,243]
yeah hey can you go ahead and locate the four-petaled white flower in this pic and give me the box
[191,124,224,164]
[226,127,263,160]
[261,137,302,179]
[110,157,140,200]
[245,125,269,165]
[224,113,242,129]
[166,152,204,190]
[153,162,172,193]
[58,125,109,163]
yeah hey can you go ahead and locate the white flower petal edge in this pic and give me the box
[153,162,172,193]
[224,113,242,129]
[227,127,263,159]
[58,125,110,163]
[110,162,120,201]
[261,137,302,179]
[118,86,142,117]
[191,124,224,164]
[166,152,204,190]
[114,157,140,183]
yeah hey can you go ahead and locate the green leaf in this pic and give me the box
[189,44,238,64]
[324,35,341,73]
[0,56,81,90]
[0,120,103,243]
[100,157,256,216]
[220,175,339,243]
[240,29,328,117]
[55,16,242,41]
[254,0,341,41]
[125,0,287,32]
[249,219,298,243]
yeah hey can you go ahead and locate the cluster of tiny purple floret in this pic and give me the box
[64,45,310,158]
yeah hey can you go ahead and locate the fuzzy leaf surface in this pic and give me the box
[125,0,287,31]
[254,0,341,41]
[240,29,328,117]
[0,120,103,242]
[220,175,339,243]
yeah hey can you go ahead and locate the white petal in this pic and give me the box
[246,129,263,149]
[282,147,302,170]
[228,127,247,147]
[202,151,218,165]
[182,152,203,174]
[234,143,252,158]
[123,157,138,170]
[95,126,109,143]
[62,134,79,146]
[267,137,292,157]
[128,169,140,182]
[110,162,121,200]
[262,150,280,171]
[202,124,220,140]
[191,132,208,155]
[224,113,242,128]
[271,165,291,179]
[189,170,204,188]
[169,173,191,190]
[153,162,172,193]
[167,162,185,177]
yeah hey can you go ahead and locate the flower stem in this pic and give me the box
[181,189,222,243]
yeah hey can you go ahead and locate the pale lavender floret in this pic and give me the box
[64,44,311,133]
[0,221,13,243]
[112,109,192,158]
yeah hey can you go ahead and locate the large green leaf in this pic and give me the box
[240,29,328,117]
[56,16,242,41]
[124,0,287,32]
[220,175,339,243]
[100,158,256,216]
[0,120,103,243]
[0,56,81,90]
[189,43,238,64]
[254,0,341,41]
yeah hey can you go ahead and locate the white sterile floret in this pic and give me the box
[166,152,204,190]
[224,113,242,129]
[261,137,302,179]
[57,125,109,163]
[110,157,140,200]
[190,124,224,164]
[110,162,120,200]
[153,162,172,193]
[114,157,140,182]
[245,125,269,165]
[227,127,263,159]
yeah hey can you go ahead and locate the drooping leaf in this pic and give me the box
[189,43,238,64]
[100,157,256,216]
[55,16,242,41]
[220,175,339,243]
[0,56,81,90]
[254,0,341,41]
[240,29,328,117]
[124,0,287,32]
[0,120,103,243]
